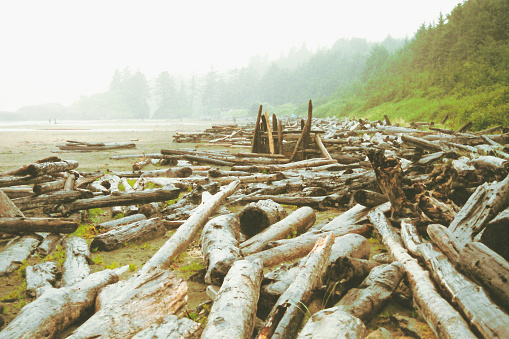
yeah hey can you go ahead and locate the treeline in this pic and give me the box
[316,0,509,130]
[65,37,405,120]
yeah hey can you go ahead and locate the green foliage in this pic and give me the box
[71,224,98,239]
[145,182,162,189]
[114,212,125,219]
[105,262,120,270]
[45,244,66,267]
[128,263,137,272]
[92,254,104,265]
[179,261,204,273]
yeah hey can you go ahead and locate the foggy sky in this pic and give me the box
[0,0,463,112]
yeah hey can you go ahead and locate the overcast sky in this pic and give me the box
[0,0,463,112]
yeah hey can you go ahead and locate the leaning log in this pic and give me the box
[456,241,509,311]
[139,180,240,274]
[256,234,334,339]
[90,217,166,252]
[202,259,264,339]
[0,268,119,339]
[238,199,288,238]
[479,207,509,261]
[201,213,242,285]
[401,219,509,338]
[368,208,476,339]
[0,217,78,234]
[61,237,91,287]
[59,185,180,215]
[241,206,315,256]
[448,174,509,248]
[131,315,202,339]
[0,234,42,276]
[66,267,187,339]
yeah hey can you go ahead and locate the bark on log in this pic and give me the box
[140,167,192,178]
[0,175,54,188]
[25,160,79,177]
[400,134,443,152]
[61,237,91,287]
[200,213,242,285]
[241,206,315,256]
[479,207,509,261]
[0,268,119,339]
[427,224,461,263]
[131,315,202,339]
[202,259,264,339]
[0,217,78,234]
[352,190,389,208]
[368,208,476,339]
[0,234,41,276]
[59,185,180,215]
[97,213,147,231]
[1,187,34,199]
[13,190,93,211]
[239,199,288,238]
[33,179,66,195]
[401,219,509,338]
[160,149,235,166]
[37,233,62,257]
[90,217,166,252]
[66,267,187,339]
[319,202,390,232]
[139,180,240,273]
[297,310,367,339]
[456,241,509,311]
[239,194,336,210]
[256,234,334,339]
[26,262,58,298]
[0,189,24,217]
[448,174,509,248]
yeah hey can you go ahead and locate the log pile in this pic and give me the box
[57,140,136,151]
[1,115,509,338]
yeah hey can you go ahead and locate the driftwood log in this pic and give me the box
[202,259,264,339]
[256,234,334,339]
[0,269,119,339]
[131,315,202,339]
[66,267,187,338]
[0,217,78,234]
[90,217,166,252]
[37,233,62,257]
[26,262,58,298]
[61,237,91,287]
[0,234,42,277]
[241,206,315,256]
[479,207,509,260]
[140,180,240,273]
[368,208,476,339]
[238,199,288,238]
[97,213,147,231]
[200,213,242,285]
[13,190,93,211]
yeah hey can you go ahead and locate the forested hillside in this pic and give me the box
[316,0,509,130]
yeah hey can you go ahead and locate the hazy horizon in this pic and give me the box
[0,0,463,112]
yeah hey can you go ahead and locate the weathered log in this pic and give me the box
[90,217,166,252]
[298,262,405,339]
[59,185,180,215]
[140,166,192,178]
[61,237,91,287]
[241,206,315,256]
[119,177,140,216]
[24,160,79,177]
[131,315,202,339]
[318,202,390,232]
[36,233,62,257]
[66,267,187,338]
[239,194,336,210]
[427,224,461,263]
[97,213,147,231]
[401,219,509,338]
[33,179,66,195]
[456,241,509,311]
[139,180,240,273]
[202,259,264,339]
[352,189,388,208]
[368,208,476,339]
[0,268,119,339]
[246,223,370,267]
[315,134,332,160]
[26,262,58,298]
[400,134,443,152]
[256,234,334,339]
[448,174,509,248]
[238,199,288,238]
[13,190,93,211]
[201,213,242,285]
[160,149,235,166]
[479,207,509,260]
[0,174,54,188]
[0,189,24,217]
[1,186,35,199]
[0,217,78,234]
[0,234,42,276]
[297,309,367,339]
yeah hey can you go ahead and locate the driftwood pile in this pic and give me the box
[0,115,509,338]
[57,140,136,152]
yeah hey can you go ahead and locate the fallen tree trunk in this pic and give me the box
[0,217,78,234]
[256,234,334,339]
[33,179,66,195]
[13,190,93,211]
[448,174,509,248]
[0,189,24,217]
[160,149,235,166]
[241,206,315,256]
[0,268,119,339]
[479,207,509,261]
[131,315,202,339]
[97,213,147,231]
[59,185,180,215]
[0,175,54,188]
[37,233,62,257]
[201,214,242,285]
[90,217,166,252]
[61,237,91,287]
[26,262,58,298]
[456,241,509,311]
[368,208,476,339]
[401,219,509,338]
[139,180,241,274]
[0,234,42,276]
[297,310,366,339]
[202,259,264,339]
[239,194,335,210]
[1,187,35,199]
[238,199,288,238]
[66,267,187,338]
[25,160,79,177]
